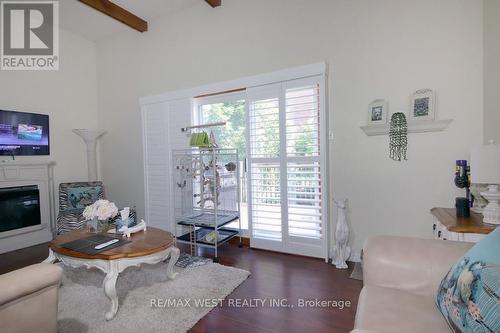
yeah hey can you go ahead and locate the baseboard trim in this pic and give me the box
[228,237,362,263]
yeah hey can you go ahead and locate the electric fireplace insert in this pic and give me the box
[0,185,41,233]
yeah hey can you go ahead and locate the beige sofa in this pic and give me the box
[352,236,474,333]
[0,263,63,333]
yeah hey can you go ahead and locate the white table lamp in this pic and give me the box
[471,140,500,225]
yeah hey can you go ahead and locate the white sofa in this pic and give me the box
[352,236,473,333]
[0,263,63,333]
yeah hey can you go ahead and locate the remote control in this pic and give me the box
[94,238,119,250]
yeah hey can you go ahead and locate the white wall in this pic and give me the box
[484,0,500,144]
[0,30,99,193]
[96,0,484,255]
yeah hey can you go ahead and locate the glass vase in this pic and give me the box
[97,219,110,233]
[86,218,109,233]
[86,218,98,233]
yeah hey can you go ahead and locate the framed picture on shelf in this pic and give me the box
[409,89,435,121]
[367,99,388,125]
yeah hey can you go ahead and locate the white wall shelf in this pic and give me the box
[360,119,453,136]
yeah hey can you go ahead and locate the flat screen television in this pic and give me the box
[0,110,50,155]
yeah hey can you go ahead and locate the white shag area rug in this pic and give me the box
[57,262,250,333]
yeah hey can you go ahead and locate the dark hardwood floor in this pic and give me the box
[0,243,362,333]
[0,242,50,275]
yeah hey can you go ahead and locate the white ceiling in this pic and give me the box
[60,0,200,42]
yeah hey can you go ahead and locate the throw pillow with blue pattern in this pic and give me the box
[64,186,101,212]
[436,227,499,333]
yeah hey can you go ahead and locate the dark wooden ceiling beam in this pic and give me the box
[205,0,222,8]
[78,0,148,32]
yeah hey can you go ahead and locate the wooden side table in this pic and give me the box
[430,207,496,242]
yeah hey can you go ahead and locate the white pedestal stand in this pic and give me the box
[73,129,106,182]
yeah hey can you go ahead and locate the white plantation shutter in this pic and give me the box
[247,76,328,258]
[246,84,284,250]
[142,103,170,229]
[250,163,282,241]
[249,97,280,158]
[287,162,322,238]
[142,98,191,232]
[284,81,323,240]
[285,84,320,157]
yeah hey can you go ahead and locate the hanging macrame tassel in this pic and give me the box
[389,112,408,161]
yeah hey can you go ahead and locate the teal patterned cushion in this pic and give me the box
[63,186,101,212]
[436,227,500,333]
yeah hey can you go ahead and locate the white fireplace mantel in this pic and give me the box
[0,160,56,254]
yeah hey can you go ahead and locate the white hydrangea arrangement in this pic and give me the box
[82,199,118,221]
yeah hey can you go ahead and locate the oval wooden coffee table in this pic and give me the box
[43,227,179,320]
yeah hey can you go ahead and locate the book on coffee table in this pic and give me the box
[60,234,130,255]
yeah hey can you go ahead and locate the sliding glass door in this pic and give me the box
[246,76,328,259]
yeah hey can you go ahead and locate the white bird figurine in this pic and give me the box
[121,219,147,238]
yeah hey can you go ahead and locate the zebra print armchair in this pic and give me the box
[56,182,137,234]
[56,182,104,234]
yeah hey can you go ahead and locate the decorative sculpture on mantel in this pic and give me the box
[331,198,351,269]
